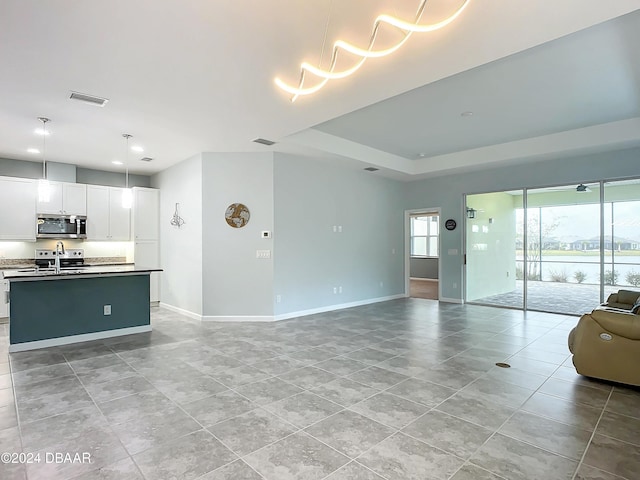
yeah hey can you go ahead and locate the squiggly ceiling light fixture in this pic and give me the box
[275,0,471,102]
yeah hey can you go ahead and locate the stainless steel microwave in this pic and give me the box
[36,215,87,239]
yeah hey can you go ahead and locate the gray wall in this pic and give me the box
[405,146,640,301]
[273,153,405,316]
[410,258,438,279]
[201,152,275,317]
[151,154,203,315]
[0,157,150,186]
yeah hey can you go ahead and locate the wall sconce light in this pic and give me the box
[466,208,476,219]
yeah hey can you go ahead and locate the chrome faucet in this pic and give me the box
[54,241,65,274]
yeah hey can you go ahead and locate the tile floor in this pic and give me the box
[1,300,639,480]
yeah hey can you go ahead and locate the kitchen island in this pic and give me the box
[4,266,162,352]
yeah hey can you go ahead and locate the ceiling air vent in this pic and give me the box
[364,167,379,172]
[69,91,109,107]
[252,138,276,146]
[140,157,153,162]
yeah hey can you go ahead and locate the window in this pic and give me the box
[411,215,439,257]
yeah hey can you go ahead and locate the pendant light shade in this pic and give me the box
[37,117,51,202]
[122,134,133,209]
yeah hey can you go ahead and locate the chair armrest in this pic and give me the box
[591,309,640,340]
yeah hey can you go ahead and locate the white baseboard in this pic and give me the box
[274,294,406,321]
[159,302,203,321]
[439,297,464,304]
[202,315,274,322]
[9,325,152,352]
[409,277,439,282]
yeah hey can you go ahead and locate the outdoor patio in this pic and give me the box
[473,280,627,316]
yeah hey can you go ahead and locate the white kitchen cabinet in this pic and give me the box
[132,187,159,240]
[0,280,8,318]
[0,176,36,240]
[86,186,130,241]
[134,240,160,303]
[37,181,86,215]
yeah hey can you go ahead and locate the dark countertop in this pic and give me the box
[3,265,161,281]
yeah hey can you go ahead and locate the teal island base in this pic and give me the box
[8,273,151,352]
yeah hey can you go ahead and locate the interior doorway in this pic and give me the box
[406,209,441,300]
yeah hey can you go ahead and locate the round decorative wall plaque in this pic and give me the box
[444,219,457,231]
[225,203,250,228]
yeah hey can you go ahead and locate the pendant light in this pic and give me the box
[121,133,133,209]
[37,117,51,202]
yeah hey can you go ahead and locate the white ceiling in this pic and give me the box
[1,0,639,178]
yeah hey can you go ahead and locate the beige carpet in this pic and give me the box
[410,278,439,300]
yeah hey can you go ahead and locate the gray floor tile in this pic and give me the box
[305,410,395,458]
[347,366,409,390]
[263,391,343,429]
[462,377,534,409]
[212,365,272,387]
[17,387,94,423]
[499,411,592,460]
[209,408,296,456]
[358,432,464,480]
[26,426,128,480]
[0,403,18,430]
[133,429,236,480]
[97,389,174,425]
[69,353,129,374]
[574,463,623,480]
[84,374,155,402]
[387,377,457,407]
[248,356,305,376]
[198,460,264,479]
[244,431,349,480]
[470,433,578,480]
[182,389,256,428]
[349,392,428,429]
[521,392,603,430]
[21,406,107,452]
[76,362,138,387]
[414,364,481,390]
[344,347,396,365]
[583,434,640,479]
[111,404,201,454]
[450,464,505,480]
[69,457,144,480]
[185,354,245,375]
[596,411,640,447]
[313,357,369,376]
[235,377,303,405]
[278,366,339,389]
[403,410,493,459]
[324,462,385,480]
[539,378,611,409]
[310,378,380,407]
[14,375,83,403]
[11,363,74,386]
[150,373,228,404]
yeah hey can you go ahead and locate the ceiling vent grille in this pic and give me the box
[364,167,379,172]
[252,138,276,146]
[140,157,153,162]
[69,91,109,107]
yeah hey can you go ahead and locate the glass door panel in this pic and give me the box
[604,179,640,295]
[465,191,523,309]
[525,183,601,315]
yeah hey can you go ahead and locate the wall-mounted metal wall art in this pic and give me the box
[170,203,185,228]
[225,203,250,228]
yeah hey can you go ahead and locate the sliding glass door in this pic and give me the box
[465,178,640,315]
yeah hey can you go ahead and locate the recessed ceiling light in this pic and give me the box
[131,145,144,153]
[461,111,474,117]
[112,160,123,165]
[34,128,50,136]
[27,148,40,154]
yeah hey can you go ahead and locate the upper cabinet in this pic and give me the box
[86,185,130,241]
[0,176,36,240]
[132,187,159,240]
[37,181,87,215]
